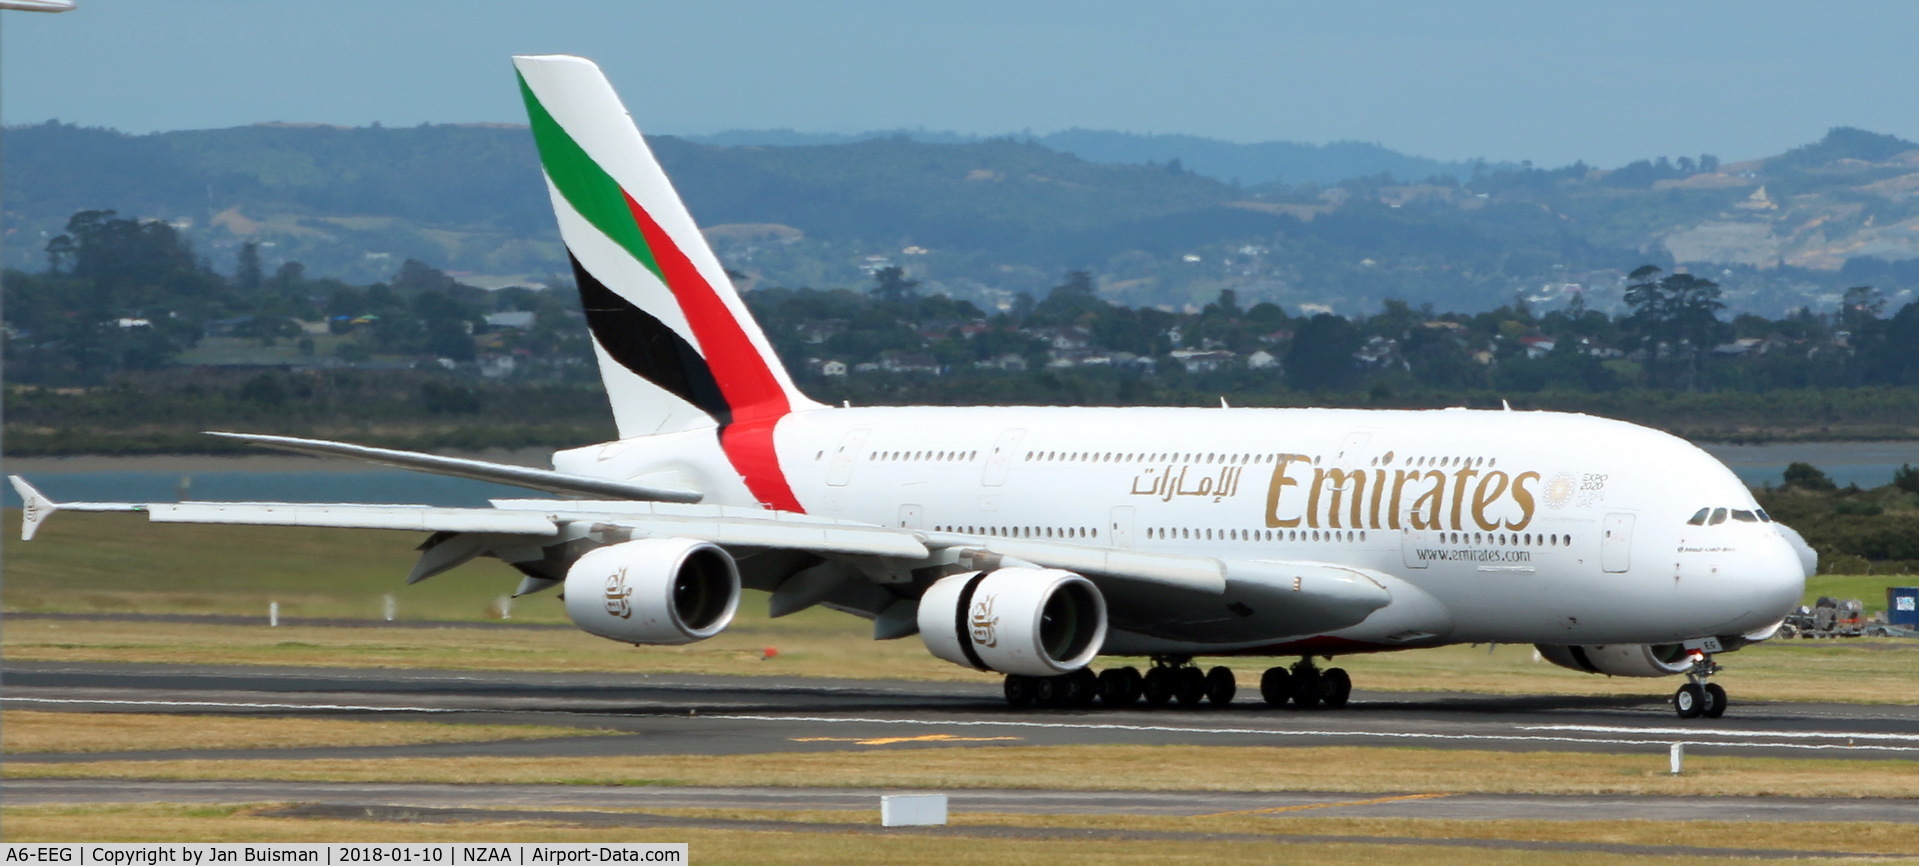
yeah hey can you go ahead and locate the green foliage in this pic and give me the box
[1784,461,1838,491]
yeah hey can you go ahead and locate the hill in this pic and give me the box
[8,123,1919,314]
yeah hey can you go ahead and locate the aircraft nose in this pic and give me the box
[1747,530,1809,625]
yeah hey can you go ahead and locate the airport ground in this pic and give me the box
[3,513,1917,861]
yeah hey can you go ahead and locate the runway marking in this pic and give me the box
[704,715,1919,754]
[791,734,1024,746]
[4,697,468,713]
[10,698,1914,754]
[1524,724,1918,742]
[1201,792,1453,818]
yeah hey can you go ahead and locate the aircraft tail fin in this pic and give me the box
[513,55,821,441]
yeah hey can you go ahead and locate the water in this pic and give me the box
[2,470,539,508]
[1701,441,1916,489]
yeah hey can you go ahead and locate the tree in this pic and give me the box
[1283,313,1361,391]
[1623,266,1728,389]
[235,242,264,293]
[1783,462,1837,492]
[869,266,920,303]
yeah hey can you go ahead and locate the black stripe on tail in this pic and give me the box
[570,251,732,426]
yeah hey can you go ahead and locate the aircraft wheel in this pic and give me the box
[1173,666,1208,706]
[1204,666,1237,705]
[1098,668,1138,707]
[1003,674,1035,708]
[1321,667,1353,709]
[1035,675,1069,709]
[1673,683,1705,719]
[1259,667,1292,707]
[1290,667,1323,709]
[1142,666,1175,707]
[1069,668,1100,708]
[1701,683,1728,719]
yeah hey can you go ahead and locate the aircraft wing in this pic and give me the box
[10,477,1388,627]
[205,432,703,503]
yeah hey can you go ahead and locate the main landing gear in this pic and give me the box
[1671,651,1728,720]
[1002,656,1351,711]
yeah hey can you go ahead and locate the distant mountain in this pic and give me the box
[684,127,1495,186]
[9,121,1919,315]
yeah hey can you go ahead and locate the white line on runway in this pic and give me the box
[1525,724,1918,741]
[704,714,1919,753]
[11,697,1915,754]
[5,697,469,713]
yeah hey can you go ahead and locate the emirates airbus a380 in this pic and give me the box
[11,55,1816,720]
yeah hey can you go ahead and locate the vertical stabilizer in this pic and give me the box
[513,55,820,440]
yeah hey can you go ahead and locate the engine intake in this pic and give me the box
[1535,643,1691,677]
[919,567,1107,676]
[564,538,740,645]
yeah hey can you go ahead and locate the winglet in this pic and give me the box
[10,475,57,541]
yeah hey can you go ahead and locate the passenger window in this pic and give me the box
[1708,508,1728,525]
[1687,508,1710,526]
[1731,510,1759,523]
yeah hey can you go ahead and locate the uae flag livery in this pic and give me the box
[516,57,815,513]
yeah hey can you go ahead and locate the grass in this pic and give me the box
[8,745,1917,799]
[630,808,1919,856]
[7,617,1914,704]
[19,805,1888,866]
[7,510,1917,703]
[0,711,614,754]
[1805,572,1918,609]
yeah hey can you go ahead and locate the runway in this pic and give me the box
[7,659,1918,843]
[6,660,1918,764]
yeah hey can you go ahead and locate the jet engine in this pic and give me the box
[918,567,1107,677]
[1534,643,1691,677]
[563,538,740,645]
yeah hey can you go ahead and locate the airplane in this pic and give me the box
[9,54,1816,720]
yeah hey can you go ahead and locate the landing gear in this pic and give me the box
[1260,657,1351,710]
[1671,652,1728,720]
[1098,666,1143,707]
[1004,657,1243,709]
[1002,657,1342,711]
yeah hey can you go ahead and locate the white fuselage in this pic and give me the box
[558,405,1806,658]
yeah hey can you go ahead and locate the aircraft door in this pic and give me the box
[982,429,1026,487]
[1109,506,1136,549]
[826,428,870,487]
[1602,513,1634,573]
[897,503,923,530]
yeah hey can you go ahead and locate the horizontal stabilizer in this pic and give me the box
[208,432,702,503]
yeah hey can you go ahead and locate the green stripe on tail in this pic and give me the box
[517,72,663,281]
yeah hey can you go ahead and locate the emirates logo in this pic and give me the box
[604,567,634,619]
[969,594,1000,648]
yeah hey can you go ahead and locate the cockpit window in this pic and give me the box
[1708,507,1729,525]
[1731,509,1759,523]
[1756,509,1772,523]
[1687,508,1710,526]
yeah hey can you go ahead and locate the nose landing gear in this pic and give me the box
[1672,652,1727,719]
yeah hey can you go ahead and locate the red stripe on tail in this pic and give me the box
[622,192,804,513]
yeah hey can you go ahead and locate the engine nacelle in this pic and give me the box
[918,567,1107,676]
[1535,643,1691,678]
[564,538,740,645]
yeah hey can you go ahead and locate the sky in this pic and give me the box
[6,1,1919,168]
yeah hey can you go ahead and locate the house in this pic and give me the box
[1171,349,1236,372]
[821,359,847,377]
[484,311,536,329]
[1246,350,1279,370]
